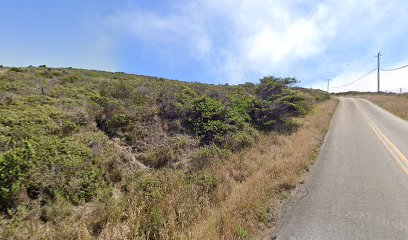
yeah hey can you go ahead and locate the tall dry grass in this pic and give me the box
[360,94,408,121]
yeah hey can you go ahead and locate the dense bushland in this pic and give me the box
[0,67,329,239]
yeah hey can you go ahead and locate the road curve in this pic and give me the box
[275,98,408,240]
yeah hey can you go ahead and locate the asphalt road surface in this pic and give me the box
[275,98,408,240]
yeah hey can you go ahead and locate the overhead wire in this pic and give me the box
[381,63,408,72]
[331,68,377,88]
[329,59,408,90]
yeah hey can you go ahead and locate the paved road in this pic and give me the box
[275,98,408,240]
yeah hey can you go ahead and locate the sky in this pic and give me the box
[1,0,408,92]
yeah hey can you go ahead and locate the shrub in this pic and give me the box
[158,88,197,121]
[250,97,305,133]
[186,172,221,202]
[139,204,164,239]
[190,146,231,170]
[225,96,253,129]
[99,80,149,106]
[187,97,227,144]
[306,88,330,101]
[0,141,33,211]
[235,225,250,239]
[96,112,148,145]
[26,136,103,205]
[9,67,22,73]
[60,75,80,84]
[140,136,191,168]
[141,145,179,168]
[250,77,309,132]
[256,76,298,101]
[224,130,256,152]
[105,114,131,130]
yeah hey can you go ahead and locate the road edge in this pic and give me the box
[258,97,341,240]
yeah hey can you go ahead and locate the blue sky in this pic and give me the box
[1,0,408,92]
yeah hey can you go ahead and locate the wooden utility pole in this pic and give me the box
[327,79,330,93]
[377,52,382,93]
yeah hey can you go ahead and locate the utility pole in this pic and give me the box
[327,79,330,93]
[376,52,382,93]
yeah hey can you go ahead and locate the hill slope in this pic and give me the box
[0,66,331,239]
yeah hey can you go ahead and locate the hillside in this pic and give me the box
[358,93,408,121]
[0,66,332,239]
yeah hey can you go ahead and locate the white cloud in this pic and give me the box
[103,0,408,86]
[104,0,334,83]
[244,18,325,69]
[199,0,335,83]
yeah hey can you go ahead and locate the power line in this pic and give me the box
[331,68,377,89]
[329,55,408,91]
[381,63,408,71]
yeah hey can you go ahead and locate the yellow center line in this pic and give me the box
[351,99,408,176]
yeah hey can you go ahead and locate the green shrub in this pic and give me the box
[256,76,298,101]
[158,88,196,121]
[141,145,179,168]
[99,79,149,106]
[26,136,103,205]
[9,67,22,73]
[139,204,164,239]
[308,89,330,101]
[140,136,191,168]
[96,112,148,145]
[190,146,231,170]
[235,225,250,239]
[0,141,33,211]
[250,77,309,132]
[60,75,80,84]
[224,130,256,152]
[106,114,131,129]
[225,95,253,129]
[187,97,227,144]
[0,92,111,207]
[186,172,220,199]
[250,98,304,133]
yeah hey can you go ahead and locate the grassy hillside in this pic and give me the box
[0,66,330,239]
[334,92,408,120]
[357,93,408,121]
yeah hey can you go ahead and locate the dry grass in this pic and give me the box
[184,98,339,239]
[359,94,408,121]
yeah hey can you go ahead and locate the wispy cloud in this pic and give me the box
[103,0,408,87]
[105,4,214,61]
[104,0,333,83]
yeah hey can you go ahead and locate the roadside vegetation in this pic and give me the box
[0,66,332,239]
[334,92,408,120]
[357,93,408,121]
